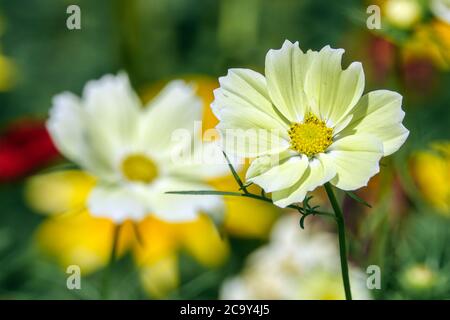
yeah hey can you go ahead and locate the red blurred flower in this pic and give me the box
[0,120,59,182]
[368,36,396,83]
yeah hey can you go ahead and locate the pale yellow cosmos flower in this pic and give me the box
[212,41,409,207]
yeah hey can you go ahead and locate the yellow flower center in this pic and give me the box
[288,113,333,157]
[121,154,158,183]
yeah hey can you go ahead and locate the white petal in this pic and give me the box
[167,141,232,179]
[338,90,409,156]
[212,66,292,159]
[213,68,285,125]
[83,73,142,154]
[216,106,290,158]
[322,134,383,190]
[265,40,316,122]
[88,184,149,222]
[47,93,115,179]
[271,155,336,207]
[148,177,224,222]
[304,46,365,127]
[246,153,309,193]
[47,92,86,164]
[138,80,202,157]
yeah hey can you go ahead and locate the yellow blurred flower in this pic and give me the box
[401,264,438,291]
[27,76,279,298]
[0,53,15,91]
[410,141,450,215]
[25,171,96,216]
[0,15,16,91]
[403,20,450,70]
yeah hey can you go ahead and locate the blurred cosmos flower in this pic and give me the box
[220,215,371,300]
[410,141,450,216]
[212,40,408,207]
[380,0,450,28]
[404,20,450,70]
[372,0,450,72]
[401,264,439,292]
[0,121,58,182]
[26,75,278,297]
[47,73,229,222]
[383,0,423,30]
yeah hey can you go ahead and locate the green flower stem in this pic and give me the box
[101,224,121,299]
[324,182,352,300]
[166,190,334,218]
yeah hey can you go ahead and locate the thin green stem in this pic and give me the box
[222,151,249,194]
[166,190,333,216]
[101,224,121,299]
[324,182,352,300]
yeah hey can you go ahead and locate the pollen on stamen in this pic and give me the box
[121,154,158,183]
[288,113,333,157]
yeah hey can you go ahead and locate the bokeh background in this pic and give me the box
[0,0,449,299]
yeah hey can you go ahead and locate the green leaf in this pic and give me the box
[345,191,372,208]
[299,213,308,229]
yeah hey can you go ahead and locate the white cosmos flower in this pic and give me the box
[220,215,371,300]
[47,73,229,222]
[212,40,409,208]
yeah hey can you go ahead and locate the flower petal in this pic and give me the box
[88,184,149,222]
[304,46,365,127]
[179,214,229,267]
[35,211,124,275]
[213,68,285,124]
[208,173,280,238]
[167,141,231,180]
[82,73,142,160]
[139,254,179,298]
[338,90,409,156]
[133,216,179,266]
[48,73,142,180]
[25,170,95,215]
[138,80,202,157]
[47,93,90,166]
[322,134,383,190]
[148,177,224,222]
[265,40,316,122]
[216,106,290,157]
[246,153,309,193]
[271,155,336,207]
